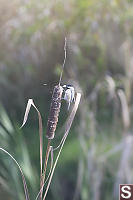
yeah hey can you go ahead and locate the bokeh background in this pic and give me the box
[0,0,133,199]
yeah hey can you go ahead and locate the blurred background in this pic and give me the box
[0,0,133,199]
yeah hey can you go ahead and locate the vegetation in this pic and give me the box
[0,0,133,199]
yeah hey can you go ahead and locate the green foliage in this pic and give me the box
[1,0,133,199]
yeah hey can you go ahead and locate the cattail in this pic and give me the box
[46,85,63,139]
[46,38,67,139]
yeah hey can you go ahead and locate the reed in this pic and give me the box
[0,38,81,200]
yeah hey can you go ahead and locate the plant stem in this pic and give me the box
[40,139,51,200]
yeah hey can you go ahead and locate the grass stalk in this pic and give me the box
[43,92,81,199]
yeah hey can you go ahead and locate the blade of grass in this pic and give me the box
[20,99,43,198]
[0,147,30,200]
[43,92,81,200]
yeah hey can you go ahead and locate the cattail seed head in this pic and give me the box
[46,85,63,139]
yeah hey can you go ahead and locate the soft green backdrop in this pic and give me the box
[0,0,133,199]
